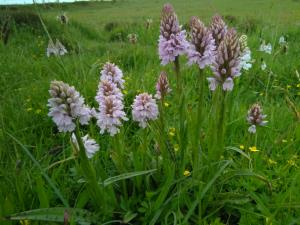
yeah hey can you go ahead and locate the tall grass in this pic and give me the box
[1,1,300,224]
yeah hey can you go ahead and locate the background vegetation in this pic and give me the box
[0,0,300,224]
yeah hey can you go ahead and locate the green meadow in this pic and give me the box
[0,0,300,224]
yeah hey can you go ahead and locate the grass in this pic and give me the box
[0,0,300,224]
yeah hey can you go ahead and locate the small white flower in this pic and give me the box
[239,48,252,71]
[71,133,99,159]
[259,41,272,54]
[279,36,286,46]
[46,39,68,57]
[261,61,267,71]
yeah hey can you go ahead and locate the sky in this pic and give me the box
[0,0,88,5]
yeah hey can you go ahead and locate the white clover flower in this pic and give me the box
[48,80,91,132]
[132,93,159,128]
[71,133,99,159]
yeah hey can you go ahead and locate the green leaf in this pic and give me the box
[225,146,251,161]
[183,160,232,223]
[103,169,156,187]
[5,208,99,225]
[6,132,69,207]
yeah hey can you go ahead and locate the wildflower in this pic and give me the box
[279,36,286,46]
[287,159,297,167]
[100,62,124,89]
[209,14,227,47]
[35,109,42,114]
[164,102,170,107]
[155,71,171,99]
[249,146,259,152]
[158,3,189,65]
[239,48,252,71]
[132,93,159,128]
[145,18,153,29]
[261,61,267,71]
[71,133,99,159]
[56,13,68,24]
[48,81,91,133]
[174,144,179,152]
[169,127,176,137]
[239,145,245,150]
[187,16,216,69]
[46,39,68,57]
[96,95,128,136]
[246,103,268,134]
[183,170,191,177]
[128,33,138,44]
[268,158,277,165]
[259,40,272,54]
[208,29,241,91]
[96,80,123,102]
[239,35,252,71]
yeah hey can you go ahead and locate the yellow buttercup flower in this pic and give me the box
[239,145,245,150]
[169,127,176,137]
[164,102,170,107]
[268,158,277,165]
[174,144,179,152]
[35,109,42,114]
[249,146,259,152]
[183,170,191,177]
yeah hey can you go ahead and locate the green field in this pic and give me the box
[1,0,300,224]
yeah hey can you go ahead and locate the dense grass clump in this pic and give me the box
[0,0,300,225]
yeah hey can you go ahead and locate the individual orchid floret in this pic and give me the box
[132,93,159,128]
[208,28,241,91]
[48,80,91,132]
[187,16,216,69]
[96,95,128,136]
[259,40,272,54]
[247,103,268,133]
[155,71,171,100]
[158,3,189,65]
[209,14,227,47]
[71,133,99,159]
[100,62,124,89]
